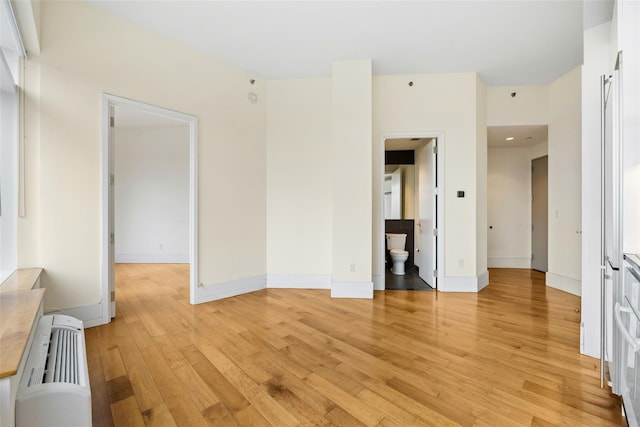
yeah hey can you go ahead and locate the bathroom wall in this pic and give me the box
[384,220,415,268]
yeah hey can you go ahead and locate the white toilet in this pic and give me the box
[386,233,409,275]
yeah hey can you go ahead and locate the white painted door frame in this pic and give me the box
[379,132,444,290]
[100,94,199,325]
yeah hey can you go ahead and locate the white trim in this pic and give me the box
[195,275,266,304]
[372,273,384,290]
[101,94,199,326]
[478,270,489,290]
[331,281,374,298]
[45,303,104,328]
[546,272,581,296]
[115,253,189,263]
[379,132,445,291]
[266,274,330,289]
[488,257,532,269]
[440,272,489,292]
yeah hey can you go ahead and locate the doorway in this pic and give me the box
[101,94,199,325]
[531,155,548,272]
[380,134,442,290]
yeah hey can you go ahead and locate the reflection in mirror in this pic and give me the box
[384,167,402,219]
[384,164,414,219]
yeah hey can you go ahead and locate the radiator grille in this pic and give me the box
[28,327,82,386]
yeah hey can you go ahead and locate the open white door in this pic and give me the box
[108,107,116,318]
[416,139,437,288]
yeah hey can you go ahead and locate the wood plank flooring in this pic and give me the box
[86,265,625,426]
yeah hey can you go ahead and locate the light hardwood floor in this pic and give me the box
[86,265,624,426]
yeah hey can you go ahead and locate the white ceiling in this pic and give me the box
[88,0,614,86]
[487,124,548,148]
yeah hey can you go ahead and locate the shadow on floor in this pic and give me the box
[385,266,433,291]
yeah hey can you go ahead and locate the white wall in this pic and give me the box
[619,0,640,255]
[331,60,373,297]
[21,1,267,310]
[373,73,487,291]
[488,147,534,268]
[266,78,332,279]
[0,88,18,283]
[475,76,488,278]
[114,126,189,263]
[547,66,582,296]
[487,85,548,126]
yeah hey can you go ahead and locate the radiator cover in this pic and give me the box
[16,314,91,427]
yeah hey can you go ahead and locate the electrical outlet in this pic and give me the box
[458,258,464,268]
[159,243,164,250]
[350,263,356,272]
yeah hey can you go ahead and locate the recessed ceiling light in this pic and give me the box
[505,137,515,141]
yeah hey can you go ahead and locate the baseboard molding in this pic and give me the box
[546,272,581,296]
[331,281,374,299]
[488,257,531,269]
[372,274,384,291]
[478,270,489,291]
[266,274,331,289]
[194,275,266,304]
[115,253,189,263]
[45,303,104,328]
[440,271,489,292]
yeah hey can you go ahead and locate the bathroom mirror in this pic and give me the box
[384,164,415,220]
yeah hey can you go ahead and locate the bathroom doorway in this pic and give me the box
[382,135,440,290]
[101,94,199,324]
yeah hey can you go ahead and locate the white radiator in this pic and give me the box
[15,314,91,427]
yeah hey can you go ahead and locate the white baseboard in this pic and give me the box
[546,272,581,296]
[440,271,489,292]
[478,270,489,290]
[331,281,373,298]
[194,275,266,304]
[45,303,104,328]
[115,253,189,263]
[488,257,531,269]
[266,274,330,289]
[372,274,384,291]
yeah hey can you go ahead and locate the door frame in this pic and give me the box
[100,93,199,325]
[379,132,444,290]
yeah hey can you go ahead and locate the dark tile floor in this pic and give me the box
[384,265,433,291]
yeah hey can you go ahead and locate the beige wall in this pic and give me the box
[548,66,582,294]
[475,76,488,276]
[373,73,485,283]
[332,60,373,288]
[487,84,548,126]
[487,143,548,268]
[266,78,332,275]
[21,1,267,309]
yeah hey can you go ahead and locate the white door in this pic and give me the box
[417,139,437,288]
[108,107,116,318]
